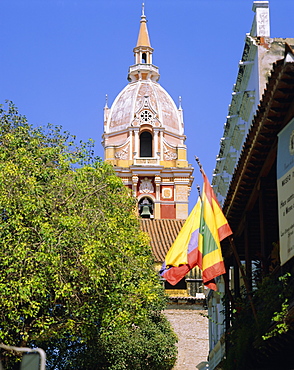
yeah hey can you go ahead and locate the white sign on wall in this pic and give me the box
[277,118,294,265]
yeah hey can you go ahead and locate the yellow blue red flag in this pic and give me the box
[160,198,202,285]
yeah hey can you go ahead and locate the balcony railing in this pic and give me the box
[128,64,159,74]
[133,157,160,165]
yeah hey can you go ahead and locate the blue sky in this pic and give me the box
[1,0,294,210]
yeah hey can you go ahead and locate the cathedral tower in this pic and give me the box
[103,6,193,219]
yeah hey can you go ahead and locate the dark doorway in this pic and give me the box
[165,278,187,290]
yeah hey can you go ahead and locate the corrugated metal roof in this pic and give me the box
[140,218,185,263]
[222,44,294,258]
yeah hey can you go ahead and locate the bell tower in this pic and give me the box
[103,5,193,219]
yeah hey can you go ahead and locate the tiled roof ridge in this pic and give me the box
[139,218,185,262]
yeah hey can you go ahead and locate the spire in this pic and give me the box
[136,3,151,48]
[104,94,109,126]
[178,96,182,109]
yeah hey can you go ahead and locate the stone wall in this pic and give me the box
[164,305,209,370]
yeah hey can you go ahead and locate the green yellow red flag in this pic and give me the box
[160,169,232,291]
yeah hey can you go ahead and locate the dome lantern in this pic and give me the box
[128,3,159,82]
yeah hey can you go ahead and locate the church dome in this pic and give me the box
[105,79,183,136]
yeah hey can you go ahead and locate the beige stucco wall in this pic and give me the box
[164,306,209,370]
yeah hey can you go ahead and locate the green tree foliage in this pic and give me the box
[0,101,177,369]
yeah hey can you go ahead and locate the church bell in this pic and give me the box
[140,205,152,218]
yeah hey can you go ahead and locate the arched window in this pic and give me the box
[142,53,147,63]
[140,131,152,157]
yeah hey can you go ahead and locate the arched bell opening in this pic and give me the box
[138,197,154,219]
[142,52,147,63]
[140,131,152,157]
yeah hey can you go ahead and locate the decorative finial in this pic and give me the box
[196,185,201,197]
[142,3,145,16]
[105,94,108,108]
[195,156,204,174]
[179,96,182,109]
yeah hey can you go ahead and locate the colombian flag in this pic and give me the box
[160,171,232,290]
[199,172,232,289]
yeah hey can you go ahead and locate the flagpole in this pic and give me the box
[196,184,201,199]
